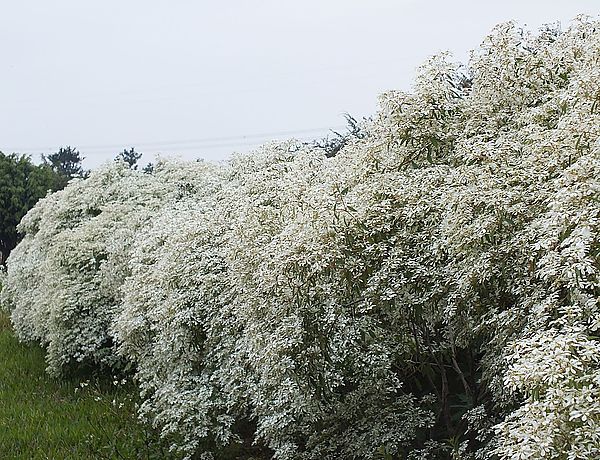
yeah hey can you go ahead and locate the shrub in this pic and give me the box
[3,17,600,460]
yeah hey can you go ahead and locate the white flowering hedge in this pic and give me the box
[2,18,600,460]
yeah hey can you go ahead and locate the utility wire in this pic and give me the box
[73,136,326,156]
[3,126,346,154]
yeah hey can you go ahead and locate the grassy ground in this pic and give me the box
[0,312,174,460]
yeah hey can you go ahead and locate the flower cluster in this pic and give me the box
[2,17,600,460]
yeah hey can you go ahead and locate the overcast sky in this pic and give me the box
[1,1,598,169]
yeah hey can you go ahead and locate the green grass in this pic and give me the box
[0,311,174,460]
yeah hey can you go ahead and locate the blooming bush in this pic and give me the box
[1,160,221,375]
[3,16,600,460]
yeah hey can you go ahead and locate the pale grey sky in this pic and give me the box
[1,1,598,168]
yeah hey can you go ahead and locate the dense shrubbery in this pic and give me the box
[1,160,221,375]
[0,152,64,263]
[2,18,600,459]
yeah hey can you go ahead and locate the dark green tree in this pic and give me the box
[311,113,368,158]
[42,146,86,188]
[0,153,62,263]
[115,147,142,169]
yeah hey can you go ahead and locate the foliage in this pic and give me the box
[116,147,143,169]
[3,17,600,460]
[0,152,62,263]
[42,146,87,188]
[311,113,368,157]
[1,160,221,375]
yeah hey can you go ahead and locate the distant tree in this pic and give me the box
[0,153,61,263]
[311,113,368,157]
[115,147,142,169]
[42,146,86,188]
[141,162,154,174]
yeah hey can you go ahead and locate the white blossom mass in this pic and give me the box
[2,18,600,460]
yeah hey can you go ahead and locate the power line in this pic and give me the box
[2,125,347,154]
[71,135,328,156]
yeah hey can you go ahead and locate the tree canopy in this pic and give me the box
[42,146,87,188]
[115,147,142,169]
[0,153,62,263]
